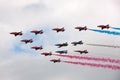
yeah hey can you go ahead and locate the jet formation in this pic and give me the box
[10,25,115,64]
[50,58,61,63]
[52,27,65,32]
[31,30,43,35]
[75,26,87,31]
[11,24,113,63]
[97,24,110,30]
[41,52,52,56]
[21,39,33,44]
[74,50,88,54]
[71,41,83,46]
[55,42,68,48]
[10,31,23,36]
[55,50,67,54]
[31,46,43,50]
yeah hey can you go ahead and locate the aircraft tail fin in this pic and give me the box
[106,24,110,28]
[107,24,109,26]
[62,27,65,31]
[58,58,61,62]
[19,31,23,35]
[73,43,77,46]
[50,52,52,54]
[65,50,67,53]
[40,30,43,32]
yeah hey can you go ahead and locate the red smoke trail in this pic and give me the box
[53,54,120,64]
[63,61,120,70]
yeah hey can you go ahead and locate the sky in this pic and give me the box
[0,0,120,80]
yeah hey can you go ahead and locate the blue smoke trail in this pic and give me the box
[111,27,120,31]
[89,29,120,36]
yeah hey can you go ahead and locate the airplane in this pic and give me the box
[31,46,43,50]
[10,31,23,36]
[41,52,52,56]
[97,24,110,29]
[75,26,87,31]
[21,39,33,44]
[52,27,65,32]
[71,41,83,46]
[30,30,43,35]
[74,50,88,54]
[50,58,61,63]
[55,50,67,54]
[55,42,68,48]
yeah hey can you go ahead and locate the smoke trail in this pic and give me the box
[111,27,120,31]
[63,61,120,70]
[89,29,120,35]
[86,43,120,48]
[53,54,120,64]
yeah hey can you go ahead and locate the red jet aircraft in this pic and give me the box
[50,58,61,63]
[74,50,88,54]
[41,52,52,56]
[75,26,87,31]
[10,31,22,36]
[52,27,65,32]
[30,30,43,35]
[21,39,33,44]
[31,46,43,50]
[97,24,110,29]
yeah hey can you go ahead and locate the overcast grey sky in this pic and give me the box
[0,0,120,80]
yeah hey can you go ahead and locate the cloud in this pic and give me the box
[0,0,120,80]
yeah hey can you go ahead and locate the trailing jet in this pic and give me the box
[55,42,68,48]
[21,39,33,44]
[71,41,83,46]
[31,46,43,50]
[50,58,61,63]
[52,27,65,32]
[55,50,67,54]
[75,26,87,31]
[30,30,43,35]
[10,31,22,36]
[41,52,52,56]
[97,24,110,29]
[74,50,88,54]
